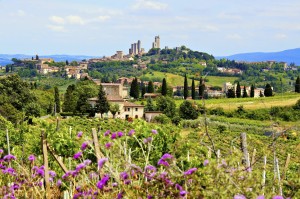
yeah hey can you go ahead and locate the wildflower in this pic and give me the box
[2,167,15,175]
[111,133,117,140]
[175,184,183,191]
[151,129,158,134]
[89,172,98,180]
[161,153,173,160]
[81,141,89,151]
[180,190,187,197]
[105,142,112,149]
[73,193,82,199]
[0,149,3,154]
[28,154,35,162]
[184,168,197,176]
[76,163,86,171]
[124,179,131,185]
[104,130,110,136]
[98,158,108,169]
[83,159,92,165]
[97,175,110,190]
[77,131,83,138]
[117,131,124,137]
[120,171,129,180]
[57,179,62,187]
[49,170,56,178]
[272,196,284,199]
[158,153,173,167]
[158,159,170,167]
[3,154,16,162]
[144,137,152,144]
[112,182,118,187]
[203,159,209,166]
[147,195,153,199]
[117,192,123,199]
[73,152,82,160]
[256,195,265,199]
[128,129,135,136]
[234,194,246,199]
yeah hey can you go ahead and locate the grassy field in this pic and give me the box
[141,72,239,87]
[173,93,300,110]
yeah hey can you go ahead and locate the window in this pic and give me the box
[127,108,130,111]
[135,108,138,111]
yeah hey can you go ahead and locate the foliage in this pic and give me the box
[147,81,154,93]
[109,103,120,118]
[295,76,300,93]
[250,84,255,97]
[130,77,139,99]
[63,84,76,113]
[191,78,196,99]
[156,96,176,118]
[153,114,171,124]
[184,74,188,99]
[145,97,156,111]
[199,77,205,98]
[161,78,167,96]
[242,85,248,98]
[54,87,61,113]
[227,88,235,98]
[264,83,273,97]
[179,101,199,120]
[96,84,110,118]
[236,82,241,98]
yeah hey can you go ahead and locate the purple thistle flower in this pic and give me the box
[77,131,83,138]
[111,133,117,140]
[28,154,35,162]
[73,193,82,199]
[98,158,108,169]
[89,172,98,180]
[151,129,158,134]
[83,159,92,165]
[180,190,187,197]
[76,163,86,171]
[184,168,197,176]
[117,131,124,137]
[124,179,131,185]
[158,159,170,167]
[145,165,157,172]
[105,142,112,149]
[3,154,16,162]
[117,192,123,199]
[203,159,209,166]
[234,195,246,199]
[161,153,173,160]
[147,195,153,199]
[272,196,284,199]
[57,179,62,187]
[128,129,135,136]
[49,170,56,178]
[256,196,265,199]
[96,175,110,190]
[104,130,110,136]
[175,184,183,191]
[112,182,118,187]
[0,149,3,154]
[2,167,15,175]
[144,137,153,144]
[73,151,82,160]
[120,171,129,180]
[81,141,89,151]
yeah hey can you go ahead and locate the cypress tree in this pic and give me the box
[264,83,273,97]
[63,84,76,112]
[184,74,188,100]
[242,85,248,98]
[295,76,300,93]
[54,86,60,113]
[162,78,167,96]
[147,81,154,93]
[236,82,241,98]
[191,78,195,99]
[141,84,146,98]
[199,77,205,99]
[250,84,255,97]
[96,84,110,118]
[227,88,235,98]
[130,78,139,99]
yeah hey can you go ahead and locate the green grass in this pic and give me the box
[141,72,239,87]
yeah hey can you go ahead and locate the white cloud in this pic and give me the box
[274,33,287,40]
[66,15,85,25]
[227,33,242,40]
[46,25,66,32]
[50,16,65,25]
[132,0,168,10]
[94,15,111,22]
[10,9,26,17]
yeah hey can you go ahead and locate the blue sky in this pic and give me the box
[0,0,300,56]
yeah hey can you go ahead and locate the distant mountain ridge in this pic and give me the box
[0,54,98,66]
[217,48,300,66]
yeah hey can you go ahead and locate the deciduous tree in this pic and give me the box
[264,83,273,97]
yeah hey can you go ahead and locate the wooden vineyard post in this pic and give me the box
[262,156,267,195]
[240,132,250,168]
[6,129,10,154]
[47,144,68,174]
[92,128,103,163]
[41,130,50,197]
[283,154,290,180]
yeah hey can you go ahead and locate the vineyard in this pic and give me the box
[0,116,299,198]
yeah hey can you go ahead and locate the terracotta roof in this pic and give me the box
[123,101,144,107]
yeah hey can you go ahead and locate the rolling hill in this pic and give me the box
[218,48,300,65]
